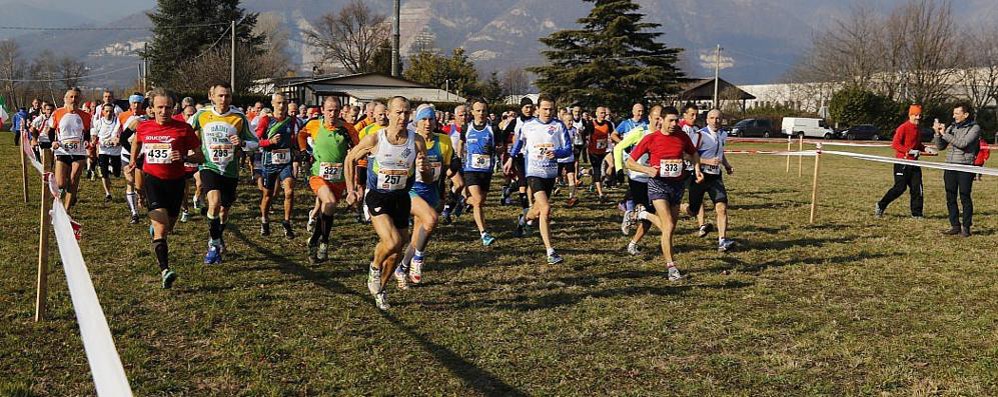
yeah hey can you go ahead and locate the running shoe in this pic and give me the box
[697,224,714,238]
[547,252,564,265]
[317,242,328,260]
[307,245,319,265]
[104,194,112,203]
[260,222,271,236]
[129,214,140,224]
[204,245,221,265]
[481,232,496,247]
[180,210,190,223]
[621,210,633,235]
[367,265,382,295]
[627,242,640,256]
[566,197,579,208]
[409,255,423,284]
[394,266,409,290]
[513,216,525,238]
[282,221,294,239]
[874,203,884,218]
[718,238,735,252]
[667,264,683,281]
[161,269,177,289]
[374,290,390,310]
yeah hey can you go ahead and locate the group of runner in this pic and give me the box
[22,85,739,310]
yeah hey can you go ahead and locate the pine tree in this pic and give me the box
[528,0,684,111]
[143,0,264,91]
[404,48,481,100]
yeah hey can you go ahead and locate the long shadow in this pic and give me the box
[743,236,855,251]
[701,252,894,274]
[229,227,528,397]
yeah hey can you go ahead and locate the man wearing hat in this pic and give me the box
[875,104,926,218]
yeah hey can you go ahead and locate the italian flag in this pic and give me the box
[0,96,8,131]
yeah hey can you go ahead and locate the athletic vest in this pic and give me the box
[366,128,416,193]
[310,122,351,183]
[463,123,495,173]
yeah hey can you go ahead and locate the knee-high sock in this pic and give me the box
[208,217,222,241]
[152,238,169,271]
[126,191,138,216]
[320,213,334,243]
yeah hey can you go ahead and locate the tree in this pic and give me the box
[954,26,998,116]
[58,57,87,89]
[369,40,397,76]
[479,72,503,103]
[501,67,528,97]
[144,0,264,91]
[0,40,26,107]
[303,0,390,74]
[528,0,684,112]
[828,87,900,130]
[404,47,481,100]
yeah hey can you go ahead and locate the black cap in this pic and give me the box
[520,97,534,107]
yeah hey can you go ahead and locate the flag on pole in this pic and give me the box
[0,96,9,130]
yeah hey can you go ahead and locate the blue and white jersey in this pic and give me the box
[507,115,536,156]
[510,118,572,179]
[463,122,495,173]
[696,126,727,175]
[615,118,648,139]
[558,126,577,164]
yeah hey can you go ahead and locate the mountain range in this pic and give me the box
[8,0,998,89]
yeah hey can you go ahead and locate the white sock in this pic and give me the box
[126,192,137,215]
[546,247,556,256]
[480,230,487,237]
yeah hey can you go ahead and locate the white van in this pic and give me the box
[781,117,835,139]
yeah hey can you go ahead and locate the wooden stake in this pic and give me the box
[798,134,804,177]
[809,145,822,224]
[35,149,52,322]
[20,137,29,203]
[787,135,794,174]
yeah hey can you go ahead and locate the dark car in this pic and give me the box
[731,118,776,138]
[839,124,882,140]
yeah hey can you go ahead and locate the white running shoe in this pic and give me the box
[367,265,382,295]
[621,210,633,235]
[409,256,423,284]
[667,264,683,281]
[718,238,735,252]
[394,265,409,290]
[374,290,390,310]
[627,242,640,256]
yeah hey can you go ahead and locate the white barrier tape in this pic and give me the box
[724,149,818,156]
[729,136,995,150]
[821,150,998,176]
[20,132,134,396]
[21,133,43,173]
[49,202,134,396]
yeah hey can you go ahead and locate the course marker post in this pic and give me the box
[20,135,29,203]
[35,149,52,322]
[785,135,791,173]
[809,143,822,224]
[798,134,804,177]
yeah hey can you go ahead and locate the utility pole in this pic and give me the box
[142,43,148,92]
[712,44,721,109]
[230,20,236,92]
[391,0,401,77]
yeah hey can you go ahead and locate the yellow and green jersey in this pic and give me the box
[192,107,257,178]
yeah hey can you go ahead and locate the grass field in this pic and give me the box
[1,134,996,396]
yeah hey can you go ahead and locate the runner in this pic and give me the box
[50,87,92,213]
[679,103,711,237]
[570,105,588,192]
[301,98,348,232]
[128,89,202,288]
[440,104,467,224]
[611,103,647,231]
[502,98,537,236]
[614,105,664,255]
[504,96,572,264]
[179,104,199,223]
[118,94,147,224]
[301,96,353,264]
[686,109,735,252]
[191,82,259,264]
[394,103,454,289]
[29,101,55,160]
[91,103,122,202]
[462,99,498,246]
[354,102,388,223]
[626,106,703,280]
[587,107,614,202]
[558,110,580,207]
[345,96,431,310]
[256,93,298,238]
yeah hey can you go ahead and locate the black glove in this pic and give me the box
[616,170,625,181]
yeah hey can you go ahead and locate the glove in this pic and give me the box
[615,170,625,180]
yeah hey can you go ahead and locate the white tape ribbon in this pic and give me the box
[822,150,998,176]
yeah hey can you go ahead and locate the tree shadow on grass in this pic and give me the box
[229,227,528,397]
[741,236,855,251]
[702,252,894,274]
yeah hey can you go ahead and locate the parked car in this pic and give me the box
[731,118,776,138]
[781,117,835,139]
[838,124,882,140]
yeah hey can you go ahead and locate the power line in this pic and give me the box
[0,65,137,82]
[0,22,229,32]
[190,23,233,61]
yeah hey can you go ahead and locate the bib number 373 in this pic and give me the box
[659,159,683,178]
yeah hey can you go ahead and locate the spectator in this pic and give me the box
[932,103,980,237]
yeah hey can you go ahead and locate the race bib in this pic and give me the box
[533,143,554,160]
[701,157,721,174]
[471,153,491,169]
[429,161,443,182]
[101,141,118,149]
[319,162,343,181]
[209,143,234,164]
[659,159,683,178]
[271,149,291,165]
[572,133,583,146]
[596,140,607,150]
[377,168,408,190]
[144,143,173,164]
[62,139,82,153]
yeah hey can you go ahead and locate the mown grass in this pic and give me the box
[1,133,995,396]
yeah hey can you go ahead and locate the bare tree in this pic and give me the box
[255,12,294,75]
[891,0,960,105]
[58,57,87,89]
[501,67,528,97]
[303,0,390,74]
[170,43,282,94]
[30,50,59,103]
[954,25,998,113]
[0,40,26,107]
